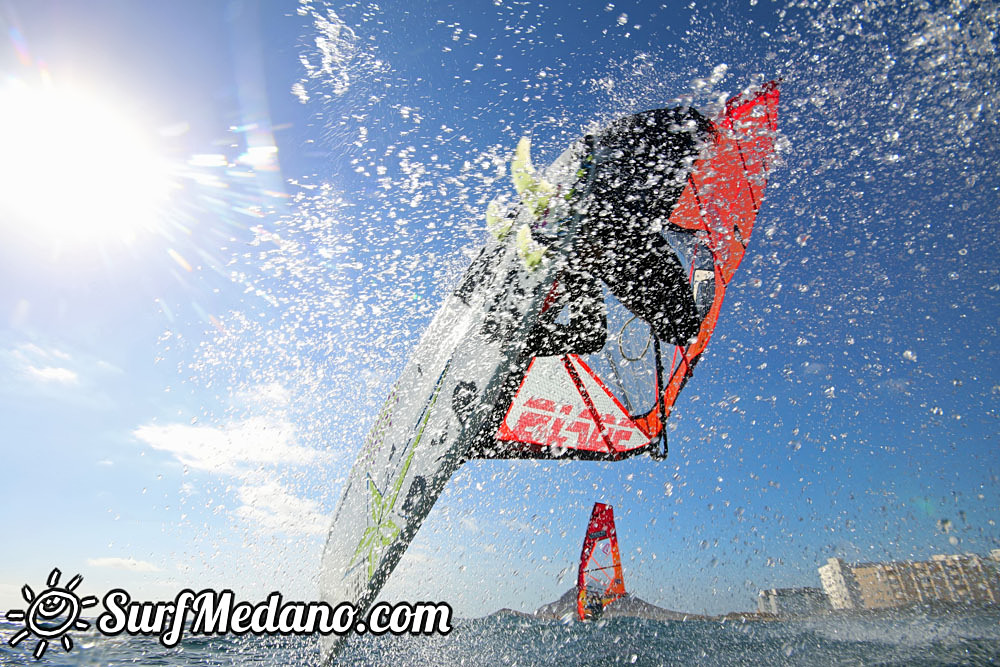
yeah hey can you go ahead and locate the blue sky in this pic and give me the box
[1,0,997,621]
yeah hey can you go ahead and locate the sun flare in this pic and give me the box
[0,79,173,246]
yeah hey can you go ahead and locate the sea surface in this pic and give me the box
[2,611,999,666]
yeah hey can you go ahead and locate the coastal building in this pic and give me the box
[818,557,860,610]
[818,552,1000,610]
[757,587,830,616]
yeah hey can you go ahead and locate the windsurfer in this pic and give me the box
[586,595,604,620]
[578,503,627,621]
[525,267,607,357]
[529,106,714,357]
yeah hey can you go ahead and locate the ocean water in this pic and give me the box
[3,612,999,666]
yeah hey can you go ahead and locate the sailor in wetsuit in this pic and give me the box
[585,596,605,620]
[528,105,714,357]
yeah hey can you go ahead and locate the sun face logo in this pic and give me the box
[6,568,98,660]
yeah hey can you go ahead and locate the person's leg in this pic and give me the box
[579,106,712,345]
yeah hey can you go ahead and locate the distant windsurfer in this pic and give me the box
[586,595,604,620]
[578,503,627,620]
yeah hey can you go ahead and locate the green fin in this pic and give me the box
[486,199,512,239]
[516,224,545,269]
[511,137,554,217]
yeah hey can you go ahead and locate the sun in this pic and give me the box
[6,568,99,660]
[0,78,173,247]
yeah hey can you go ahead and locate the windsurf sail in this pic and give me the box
[577,502,626,621]
[488,81,781,460]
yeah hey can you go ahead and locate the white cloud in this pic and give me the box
[1,343,78,387]
[133,415,332,537]
[87,557,161,572]
[95,359,125,375]
[133,416,326,474]
[11,342,71,365]
[234,481,327,536]
[0,340,117,408]
[25,365,79,384]
[235,381,292,407]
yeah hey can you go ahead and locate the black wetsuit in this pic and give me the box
[532,106,713,356]
[525,268,607,358]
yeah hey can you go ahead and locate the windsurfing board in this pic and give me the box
[318,137,598,659]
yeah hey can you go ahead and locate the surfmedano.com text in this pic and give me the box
[97,589,453,647]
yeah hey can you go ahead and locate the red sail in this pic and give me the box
[493,81,781,460]
[577,502,626,621]
[646,80,781,432]
[496,354,654,459]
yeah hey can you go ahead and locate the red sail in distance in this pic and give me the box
[577,502,626,621]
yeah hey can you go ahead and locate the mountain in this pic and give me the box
[491,608,536,619]
[534,589,710,621]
